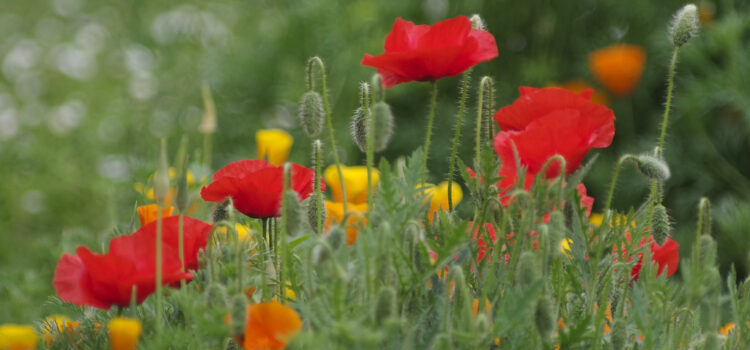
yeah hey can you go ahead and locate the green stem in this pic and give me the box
[310,57,348,214]
[313,140,323,235]
[363,83,375,211]
[420,81,439,183]
[155,203,163,334]
[474,77,490,169]
[202,132,212,170]
[603,155,635,214]
[656,46,681,155]
[448,71,471,211]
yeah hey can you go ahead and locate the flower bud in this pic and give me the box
[212,198,233,223]
[651,204,672,245]
[350,107,368,152]
[474,314,491,335]
[304,193,325,234]
[326,225,345,251]
[699,235,717,267]
[534,297,555,339]
[670,4,699,47]
[470,14,485,30]
[107,317,142,350]
[634,155,670,181]
[371,74,385,102]
[228,294,247,339]
[282,190,304,236]
[373,287,397,325]
[199,82,217,134]
[298,91,325,138]
[371,101,394,152]
[610,319,627,350]
[204,283,229,309]
[516,251,539,287]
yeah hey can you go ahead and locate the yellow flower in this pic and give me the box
[136,204,174,227]
[284,281,296,301]
[133,168,196,205]
[589,213,636,228]
[256,129,293,167]
[0,324,38,350]
[323,165,380,205]
[218,223,253,242]
[560,238,573,258]
[324,201,368,245]
[588,44,646,96]
[41,315,79,345]
[107,317,142,350]
[418,182,462,223]
[719,322,736,336]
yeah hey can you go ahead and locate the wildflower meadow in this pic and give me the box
[1,1,750,349]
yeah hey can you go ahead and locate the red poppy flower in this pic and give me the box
[53,216,213,309]
[361,16,498,88]
[493,87,615,194]
[201,160,321,219]
[613,234,680,281]
[469,222,498,263]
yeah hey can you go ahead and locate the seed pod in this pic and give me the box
[298,91,325,138]
[212,198,233,223]
[516,251,539,287]
[534,297,555,339]
[373,287,397,325]
[204,283,229,309]
[634,155,671,181]
[371,101,394,152]
[669,4,699,47]
[610,319,627,350]
[228,294,247,339]
[350,107,368,152]
[651,204,672,245]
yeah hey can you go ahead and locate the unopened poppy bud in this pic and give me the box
[448,266,467,306]
[699,235,717,267]
[470,14,484,30]
[516,251,539,287]
[326,226,345,251]
[212,198,233,223]
[634,155,671,181]
[199,82,217,134]
[670,4,699,47]
[373,287,397,325]
[304,193,325,234]
[204,283,229,309]
[107,317,142,350]
[351,107,368,152]
[534,297,555,339]
[228,294,247,339]
[475,314,490,335]
[610,319,627,350]
[154,139,170,203]
[431,333,452,350]
[282,190,303,236]
[651,204,672,245]
[371,74,385,102]
[702,333,722,350]
[298,91,325,138]
[371,101,395,152]
[312,244,329,265]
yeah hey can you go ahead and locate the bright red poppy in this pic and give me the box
[493,87,615,194]
[613,234,680,281]
[361,16,498,88]
[201,160,321,219]
[53,216,211,309]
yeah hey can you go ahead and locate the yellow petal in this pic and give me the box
[560,238,573,258]
[108,317,142,350]
[136,204,174,227]
[256,129,293,167]
[323,165,380,204]
[0,324,38,350]
[324,201,368,245]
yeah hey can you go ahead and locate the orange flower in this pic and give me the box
[719,322,736,336]
[136,204,174,227]
[589,44,646,96]
[324,201,368,245]
[548,80,608,105]
[243,302,302,350]
[471,298,491,317]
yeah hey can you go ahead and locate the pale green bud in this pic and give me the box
[228,294,247,339]
[350,107,368,152]
[298,91,325,137]
[670,4,699,47]
[371,102,394,152]
[282,190,304,236]
[534,297,555,339]
[373,287,397,325]
[651,204,672,245]
[470,14,484,30]
[634,155,670,181]
[516,251,539,287]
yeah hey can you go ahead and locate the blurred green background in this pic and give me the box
[1,0,748,321]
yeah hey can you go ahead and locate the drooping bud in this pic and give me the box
[373,287,397,325]
[470,14,485,30]
[212,198,233,223]
[610,319,627,350]
[371,101,394,152]
[350,106,368,152]
[154,139,170,204]
[204,283,229,309]
[634,155,671,181]
[651,204,672,245]
[669,4,699,47]
[228,294,247,339]
[282,190,304,236]
[199,82,217,134]
[298,91,325,138]
[516,251,539,287]
[534,297,555,339]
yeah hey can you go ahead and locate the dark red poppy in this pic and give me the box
[361,16,498,88]
[613,234,680,281]
[53,215,212,309]
[200,160,321,219]
[493,87,615,198]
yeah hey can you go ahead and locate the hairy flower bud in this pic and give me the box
[351,107,368,152]
[670,4,699,47]
[374,287,397,325]
[534,297,555,339]
[371,102,394,152]
[699,234,717,267]
[651,204,672,245]
[212,198,233,223]
[610,319,627,350]
[204,283,229,309]
[516,251,539,287]
[326,226,345,251]
[304,193,325,234]
[298,91,325,137]
[470,14,484,30]
[282,190,304,236]
[634,155,671,181]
